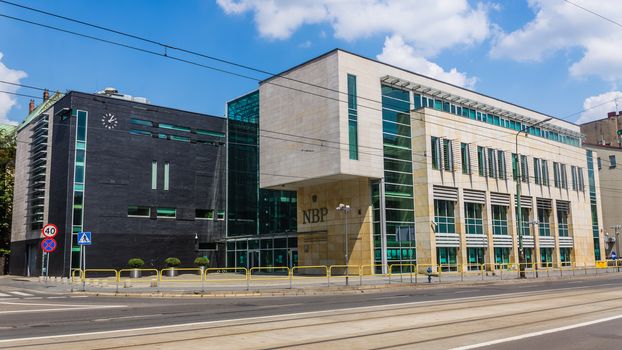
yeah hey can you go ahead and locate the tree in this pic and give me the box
[0,127,16,251]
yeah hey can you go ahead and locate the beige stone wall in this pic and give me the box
[414,108,599,268]
[296,179,374,272]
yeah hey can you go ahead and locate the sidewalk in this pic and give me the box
[3,267,621,298]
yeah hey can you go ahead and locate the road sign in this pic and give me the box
[41,238,57,253]
[77,232,92,245]
[41,224,58,238]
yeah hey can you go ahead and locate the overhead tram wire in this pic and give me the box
[563,0,622,29]
[0,90,42,100]
[0,79,594,161]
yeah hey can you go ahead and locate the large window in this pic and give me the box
[538,208,551,236]
[151,160,157,190]
[494,247,511,268]
[156,207,176,218]
[560,164,568,189]
[437,247,457,270]
[534,158,541,184]
[541,159,549,186]
[610,155,617,168]
[520,155,529,182]
[560,248,572,266]
[540,247,553,266]
[577,167,584,191]
[164,161,170,191]
[347,73,358,160]
[477,146,486,176]
[443,139,453,171]
[434,200,455,233]
[464,202,483,235]
[497,150,506,179]
[492,205,508,235]
[512,153,518,180]
[461,143,471,174]
[431,137,441,170]
[553,162,560,188]
[487,148,497,178]
[128,206,150,217]
[517,207,531,236]
[571,166,578,190]
[558,209,569,237]
[196,209,214,220]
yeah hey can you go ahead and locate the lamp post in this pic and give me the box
[336,203,351,286]
[516,117,552,278]
[611,225,621,259]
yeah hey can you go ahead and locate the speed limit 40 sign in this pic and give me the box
[41,224,58,238]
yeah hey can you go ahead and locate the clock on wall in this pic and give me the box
[101,113,118,130]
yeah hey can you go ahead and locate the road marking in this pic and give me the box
[93,314,164,322]
[24,297,43,300]
[1,282,619,344]
[0,293,9,297]
[449,314,622,350]
[9,292,33,296]
[47,296,67,299]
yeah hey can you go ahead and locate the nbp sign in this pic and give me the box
[302,208,328,224]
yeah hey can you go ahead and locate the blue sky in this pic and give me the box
[0,0,621,125]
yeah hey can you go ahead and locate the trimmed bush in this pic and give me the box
[128,258,145,268]
[164,257,181,267]
[194,257,210,267]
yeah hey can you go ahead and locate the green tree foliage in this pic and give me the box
[0,128,15,251]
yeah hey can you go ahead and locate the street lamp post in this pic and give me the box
[515,117,552,279]
[336,203,351,286]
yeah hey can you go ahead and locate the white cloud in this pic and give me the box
[0,52,27,125]
[217,0,490,56]
[491,0,622,82]
[377,35,477,89]
[576,91,622,124]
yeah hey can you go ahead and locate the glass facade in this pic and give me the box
[373,85,416,266]
[586,150,601,260]
[71,110,88,268]
[226,91,297,268]
[492,205,508,235]
[464,203,483,235]
[434,200,456,234]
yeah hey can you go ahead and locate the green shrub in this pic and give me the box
[0,249,10,256]
[164,257,181,267]
[194,257,210,267]
[128,258,144,268]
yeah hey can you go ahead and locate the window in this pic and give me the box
[558,209,569,237]
[151,160,157,190]
[497,150,506,179]
[431,137,441,170]
[196,209,214,220]
[156,207,176,218]
[464,202,484,234]
[461,143,471,174]
[487,148,497,178]
[129,129,151,136]
[610,155,617,168]
[553,162,560,188]
[164,161,170,191]
[560,164,568,189]
[196,129,225,138]
[443,139,453,171]
[541,160,549,186]
[578,167,584,191]
[159,123,191,132]
[538,209,550,236]
[128,205,150,217]
[170,135,190,142]
[571,166,578,190]
[534,158,541,184]
[597,157,602,170]
[492,205,508,235]
[130,118,152,127]
[434,200,455,233]
[516,207,531,236]
[217,211,225,220]
[512,153,518,180]
[520,155,528,182]
[477,146,486,176]
[347,73,359,160]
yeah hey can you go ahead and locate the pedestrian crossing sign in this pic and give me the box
[78,231,92,245]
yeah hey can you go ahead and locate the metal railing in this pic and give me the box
[67,260,622,292]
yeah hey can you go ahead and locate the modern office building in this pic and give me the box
[254,49,604,271]
[581,113,622,257]
[10,88,227,276]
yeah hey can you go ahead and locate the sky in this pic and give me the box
[0,0,621,126]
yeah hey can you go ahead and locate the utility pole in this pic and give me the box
[611,225,621,258]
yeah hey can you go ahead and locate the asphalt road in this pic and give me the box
[0,275,620,349]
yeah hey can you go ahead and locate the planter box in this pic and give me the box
[130,269,142,279]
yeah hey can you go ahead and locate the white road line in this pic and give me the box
[449,314,622,350]
[47,296,68,299]
[0,293,9,297]
[0,301,124,307]
[93,314,164,322]
[0,282,618,344]
[9,291,33,297]
[0,305,126,315]
[24,297,43,300]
